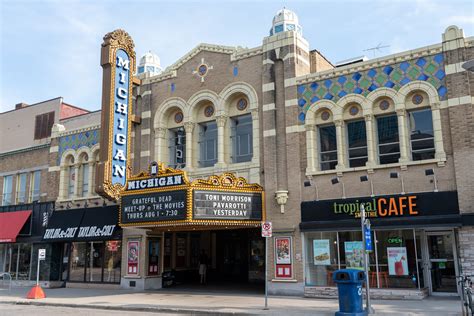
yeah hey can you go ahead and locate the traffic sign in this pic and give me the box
[262,222,272,237]
[38,249,46,260]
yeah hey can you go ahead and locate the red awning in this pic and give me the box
[0,210,32,243]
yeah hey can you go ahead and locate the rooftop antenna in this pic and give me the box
[363,43,390,58]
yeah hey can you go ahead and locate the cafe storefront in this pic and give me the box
[300,191,462,299]
[118,163,265,291]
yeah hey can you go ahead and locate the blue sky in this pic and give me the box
[1,0,473,112]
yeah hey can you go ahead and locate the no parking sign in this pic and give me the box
[261,222,272,237]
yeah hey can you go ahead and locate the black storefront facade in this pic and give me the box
[42,205,123,286]
[0,202,63,287]
[300,191,464,299]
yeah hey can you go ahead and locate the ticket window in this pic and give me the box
[147,238,161,276]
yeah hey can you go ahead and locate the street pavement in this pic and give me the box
[0,286,463,315]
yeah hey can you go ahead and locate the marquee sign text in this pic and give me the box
[121,190,187,223]
[193,190,262,220]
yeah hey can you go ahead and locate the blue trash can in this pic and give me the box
[333,269,367,316]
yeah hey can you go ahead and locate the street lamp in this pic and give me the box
[331,177,346,199]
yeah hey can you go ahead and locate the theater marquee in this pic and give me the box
[119,163,265,228]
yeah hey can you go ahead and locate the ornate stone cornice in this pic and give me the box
[102,29,135,59]
[57,125,100,137]
[297,43,443,85]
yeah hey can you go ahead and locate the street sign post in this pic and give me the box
[27,249,46,299]
[360,205,374,314]
[261,222,272,310]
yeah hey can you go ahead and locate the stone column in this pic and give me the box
[305,124,317,173]
[431,102,446,162]
[397,109,409,163]
[364,114,376,167]
[154,127,167,164]
[87,162,94,197]
[58,166,67,200]
[184,122,195,171]
[334,119,346,170]
[251,108,260,164]
[216,115,227,168]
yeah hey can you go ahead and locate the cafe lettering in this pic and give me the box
[301,191,460,229]
[333,195,419,218]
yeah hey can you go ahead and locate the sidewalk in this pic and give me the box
[0,287,462,315]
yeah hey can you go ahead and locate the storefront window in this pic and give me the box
[86,242,104,282]
[69,242,87,281]
[304,229,420,290]
[375,230,418,289]
[304,232,338,286]
[17,243,32,280]
[104,241,121,283]
[69,241,121,283]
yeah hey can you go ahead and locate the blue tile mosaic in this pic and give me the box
[298,112,306,122]
[58,129,100,164]
[433,53,444,64]
[438,86,447,98]
[310,96,320,103]
[400,61,410,71]
[297,53,447,123]
[233,66,238,77]
[298,99,307,107]
[298,85,306,94]
[383,66,394,75]
[435,69,445,80]
[416,57,427,68]
[367,69,377,78]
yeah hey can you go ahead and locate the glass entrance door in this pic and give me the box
[427,232,457,293]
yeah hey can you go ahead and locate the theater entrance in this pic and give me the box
[162,228,265,292]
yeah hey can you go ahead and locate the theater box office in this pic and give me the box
[42,205,122,285]
[0,202,61,287]
[118,165,265,290]
[300,191,462,299]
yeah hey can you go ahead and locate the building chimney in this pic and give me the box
[15,102,29,110]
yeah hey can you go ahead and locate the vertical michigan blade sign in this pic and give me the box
[96,30,136,200]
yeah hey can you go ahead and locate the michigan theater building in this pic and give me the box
[2,8,472,300]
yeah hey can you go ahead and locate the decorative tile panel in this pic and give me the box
[297,53,446,122]
[58,129,99,164]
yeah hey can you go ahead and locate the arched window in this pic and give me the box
[230,113,253,163]
[78,153,89,197]
[344,103,367,168]
[197,102,217,168]
[167,109,186,169]
[406,92,435,161]
[65,155,75,199]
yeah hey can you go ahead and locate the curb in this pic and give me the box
[0,300,265,315]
